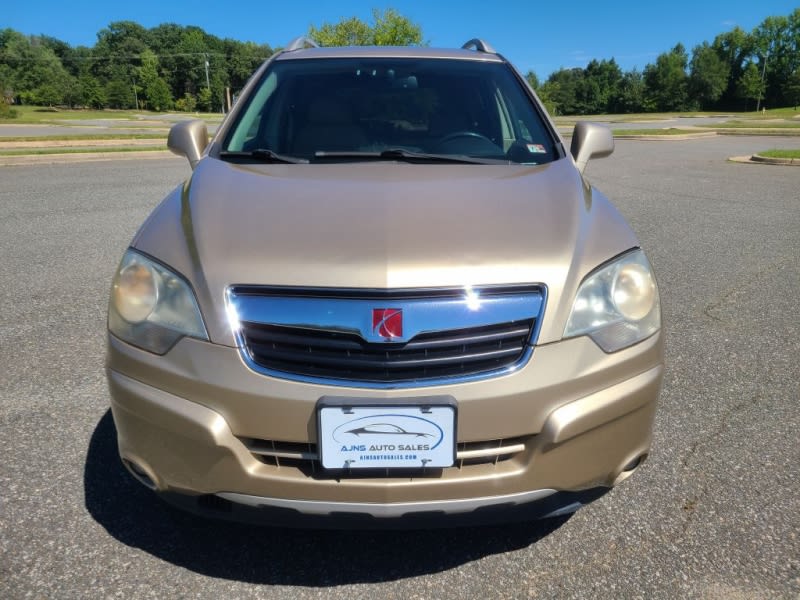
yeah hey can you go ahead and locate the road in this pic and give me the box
[1,137,799,599]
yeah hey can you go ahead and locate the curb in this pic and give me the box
[728,155,800,166]
[0,150,176,167]
[750,154,800,165]
[613,132,717,141]
[716,129,800,137]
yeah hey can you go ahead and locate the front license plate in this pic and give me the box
[318,404,456,470]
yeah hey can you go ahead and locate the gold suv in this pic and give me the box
[106,38,663,526]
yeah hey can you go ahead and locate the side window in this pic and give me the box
[227,72,278,151]
[494,90,514,151]
[517,119,532,140]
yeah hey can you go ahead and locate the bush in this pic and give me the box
[175,92,197,112]
[0,102,18,119]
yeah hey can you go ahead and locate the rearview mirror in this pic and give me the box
[570,122,614,173]
[167,120,209,170]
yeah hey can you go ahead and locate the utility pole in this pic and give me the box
[132,78,139,110]
[756,51,768,113]
[204,55,215,112]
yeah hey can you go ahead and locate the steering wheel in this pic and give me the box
[436,131,493,145]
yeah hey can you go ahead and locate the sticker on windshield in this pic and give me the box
[527,144,547,154]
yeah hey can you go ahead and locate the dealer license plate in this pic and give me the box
[318,403,456,470]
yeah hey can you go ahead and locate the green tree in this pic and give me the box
[61,75,81,107]
[543,68,584,115]
[537,80,560,115]
[93,21,149,85]
[689,42,730,109]
[752,14,790,108]
[309,8,423,46]
[371,9,424,46]
[197,86,212,112]
[175,92,197,112]
[0,31,74,106]
[737,62,765,110]
[105,78,134,109]
[79,74,106,108]
[175,28,212,99]
[786,69,800,109]
[135,48,173,111]
[712,26,754,109]
[223,38,272,92]
[644,43,690,111]
[526,69,559,114]
[147,23,186,96]
[579,58,622,113]
[524,70,540,90]
[137,49,159,97]
[616,69,646,113]
[146,77,172,111]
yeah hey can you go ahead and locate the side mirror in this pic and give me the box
[570,121,614,174]
[167,120,209,170]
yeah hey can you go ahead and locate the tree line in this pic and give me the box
[529,9,800,114]
[0,9,421,115]
[0,22,273,113]
[1,8,798,115]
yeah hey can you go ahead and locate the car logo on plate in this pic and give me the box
[372,308,402,340]
[332,414,444,449]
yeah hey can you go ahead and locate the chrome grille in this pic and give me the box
[228,285,545,387]
[242,437,530,477]
[240,320,534,382]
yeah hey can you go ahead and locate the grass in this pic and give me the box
[0,105,223,124]
[756,149,800,159]
[0,146,166,156]
[739,106,800,118]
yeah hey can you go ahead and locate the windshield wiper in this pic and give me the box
[219,149,309,164]
[314,149,510,165]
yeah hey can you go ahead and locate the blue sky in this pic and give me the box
[5,1,797,78]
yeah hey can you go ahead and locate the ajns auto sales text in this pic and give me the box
[341,444,430,452]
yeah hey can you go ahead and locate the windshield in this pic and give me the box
[222,57,558,165]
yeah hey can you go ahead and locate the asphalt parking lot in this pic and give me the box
[1,135,798,599]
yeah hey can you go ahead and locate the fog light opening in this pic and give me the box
[123,458,157,490]
[612,453,648,487]
[623,453,647,473]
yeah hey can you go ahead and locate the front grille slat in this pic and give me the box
[240,320,533,383]
[243,436,531,476]
[246,339,524,370]
[403,324,531,350]
[244,326,364,352]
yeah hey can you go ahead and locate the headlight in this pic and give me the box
[564,249,660,352]
[108,250,208,354]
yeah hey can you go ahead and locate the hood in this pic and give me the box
[133,156,637,346]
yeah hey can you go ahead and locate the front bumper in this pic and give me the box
[107,330,662,521]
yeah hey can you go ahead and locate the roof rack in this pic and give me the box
[284,36,319,52]
[461,39,496,54]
